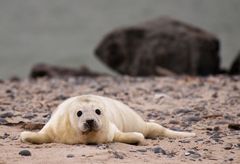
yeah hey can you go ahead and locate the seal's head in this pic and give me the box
[68,97,105,134]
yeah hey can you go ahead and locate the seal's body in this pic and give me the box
[20,95,195,144]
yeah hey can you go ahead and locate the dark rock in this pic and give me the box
[213,126,220,131]
[174,108,192,115]
[0,133,10,139]
[19,150,31,156]
[185,150,201,159]
[152,147,166,155]
[147,112,159,118]
[228,123,240,130]
[0,112,14,118]
[210,132,221,139]
[0,117,7,124]
[224,143,233,150]
[136,149,147,153]
[230,52,240,74]
[185,116,201,122]
[111,151,125,159]
[235,144,240,149]
[30,63,103,79]
[97,144,109,150]
[95,17,220,76]
[179,140,191,143]
[169,120,179,124]
[22,113,37,119]
[66,154,74,158]
[54,95,69,101]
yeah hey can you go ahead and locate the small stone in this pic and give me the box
[213,127,220,131]
[236,143,240,149]
[215,121,229,125]
[210,132,222,142]
[185,116,201,122]
[228,123,240,130]
[97,144,109,150]
[66,154,74,158]
[112,151,125,159]
[147,112,159,118]
[152,147,166,155]
[179,140,190,143]
[22,113,37,119]
[185,152,191,156]
[224,143,233,150]
[174,109,192,115]
[212,92,218,98]
[0,133,9,139]
[0,117,7,124]
[137,149,147,153]
[55,95,69,101]
[19,150,31,156]
[169,120,179,124]
[0,112,14,118]
[185,150,201,159]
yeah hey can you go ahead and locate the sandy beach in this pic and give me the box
[0,76,239,163]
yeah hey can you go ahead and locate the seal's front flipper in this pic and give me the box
[20,131,51,144]
[113,131,145,145]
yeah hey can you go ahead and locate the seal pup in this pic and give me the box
[20,95,195,144]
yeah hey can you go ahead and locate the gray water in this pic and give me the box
[0,0,239,79]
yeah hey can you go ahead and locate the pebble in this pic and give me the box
[0,133,9,139]
[19,150,31,156]
[66,154,74,158]
[22,113,36,119]
[55,95,69,100]
[169,120,179,124]
[0,117,7,124]
[185,116,201,122]
[228,123,240,130]
[0,112,14,118]
[174,109,192,115]
[179,140,190,143]
[185,150,201,159]
[112,151,124,159]
[97,144,109,150]
[152,147,166,155]
[224,143,233,150]
[136,149,147,153]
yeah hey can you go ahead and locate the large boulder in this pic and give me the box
[230,52,240,74]
[95,17,220,76]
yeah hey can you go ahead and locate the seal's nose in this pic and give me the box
[86,119,94,127]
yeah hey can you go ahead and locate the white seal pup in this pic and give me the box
[20,95,195,144]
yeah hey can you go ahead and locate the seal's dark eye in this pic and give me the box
[95,109,101,115]
[77,111,82,117]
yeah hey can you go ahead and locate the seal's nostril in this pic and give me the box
[86,119,94,125]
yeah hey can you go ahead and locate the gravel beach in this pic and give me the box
[0,76,239,164]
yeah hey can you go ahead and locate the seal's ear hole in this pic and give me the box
[95,109,101,115]
[77,110,82,117]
